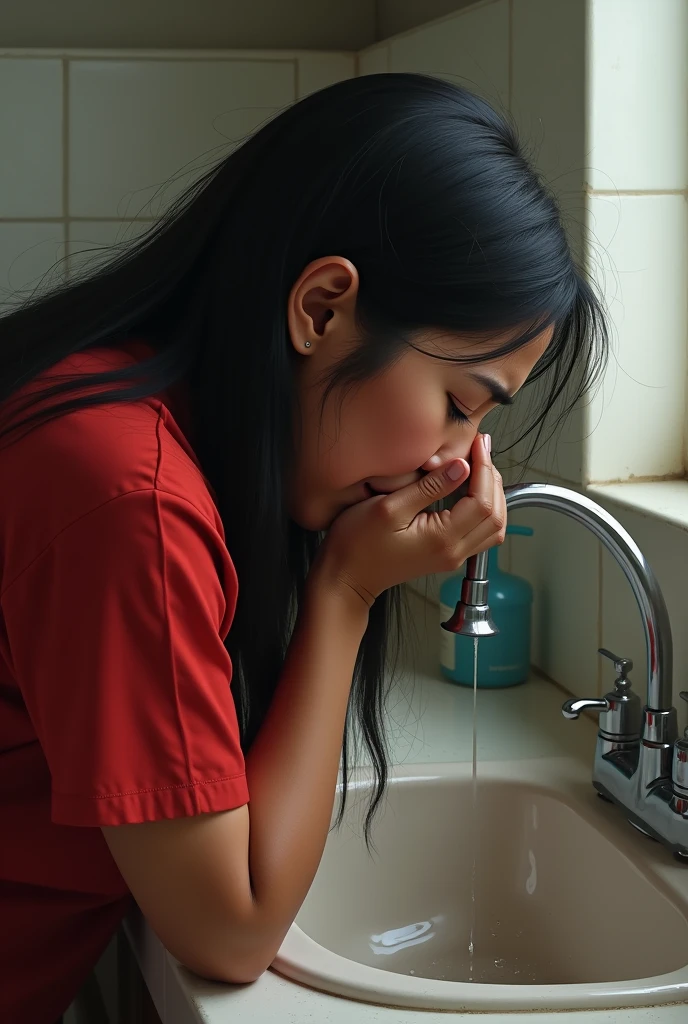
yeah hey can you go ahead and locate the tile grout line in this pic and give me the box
[0,52,317,64]
[0,218,158,224]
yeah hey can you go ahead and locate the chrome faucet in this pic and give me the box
[442,481,688,860]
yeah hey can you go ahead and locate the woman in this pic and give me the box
[0,73,606,1023]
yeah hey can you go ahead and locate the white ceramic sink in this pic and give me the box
[274,758,688,1012]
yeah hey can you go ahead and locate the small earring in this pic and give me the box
[304,341,312,349]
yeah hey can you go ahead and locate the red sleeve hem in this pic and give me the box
[51,773,249,826]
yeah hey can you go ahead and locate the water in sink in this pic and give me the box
[368,916,554,984]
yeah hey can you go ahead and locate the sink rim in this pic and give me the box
[273,757,688,1012]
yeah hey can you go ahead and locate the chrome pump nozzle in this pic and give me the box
[440,550,499,638]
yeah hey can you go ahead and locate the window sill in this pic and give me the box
[587,480,688,533]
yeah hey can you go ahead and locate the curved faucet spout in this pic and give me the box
[504,482,673,712]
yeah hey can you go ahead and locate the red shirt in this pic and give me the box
[0,343,249,1023]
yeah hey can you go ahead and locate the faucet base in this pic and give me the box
[592,777,688,861]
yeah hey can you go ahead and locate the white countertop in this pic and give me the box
[126,591,688,1023]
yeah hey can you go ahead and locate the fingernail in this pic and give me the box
[447,461,464,480]
[483,434,491,454]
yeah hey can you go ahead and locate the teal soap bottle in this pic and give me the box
[439,525,534,687]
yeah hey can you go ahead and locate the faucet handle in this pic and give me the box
[562,696,610,720]
[673,694,688,797]
[598,648,634,694]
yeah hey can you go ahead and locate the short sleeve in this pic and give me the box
[2,489,249,826]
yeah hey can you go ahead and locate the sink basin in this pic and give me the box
[274,758,688,1011]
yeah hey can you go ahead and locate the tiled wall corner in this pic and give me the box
[296,52,355,98]
[585,192,688,483]
[588,0,688,192]
[68,58,295,219]
[377,0,482,39]
[388,0,509,109]
[0,59,63,218]
[358,43,389,76]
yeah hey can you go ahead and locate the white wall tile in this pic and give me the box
[69,60,295,218]
[511,0,587,254]
[508,502,600,696]
[388,1,509,109]
[597,495,688,733]
[0,59,63,218]
[585,193,688,483]
[66,219,154,278]
[297,53,355,98]
[358,44,389,76]
[588,0,688,191]
[0,223,66,311]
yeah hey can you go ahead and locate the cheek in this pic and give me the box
[340,375,445,476]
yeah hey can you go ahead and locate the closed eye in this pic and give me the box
[447,395,470,425]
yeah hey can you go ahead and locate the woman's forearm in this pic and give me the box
[242,580,369,959]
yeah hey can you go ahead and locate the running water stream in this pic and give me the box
[467,635,479,981]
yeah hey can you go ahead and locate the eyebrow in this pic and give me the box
[467,372,515,406]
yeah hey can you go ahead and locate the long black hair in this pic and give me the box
[0,74,607,840]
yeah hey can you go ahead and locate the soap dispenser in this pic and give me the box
[439,525,533,687]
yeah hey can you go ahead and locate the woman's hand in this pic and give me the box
[312,433,506,607]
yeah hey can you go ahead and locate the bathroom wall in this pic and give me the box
[361,0,688,730]
[510,0,688,728]
[3,2,686,722]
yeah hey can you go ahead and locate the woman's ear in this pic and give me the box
[287,257,359,355]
